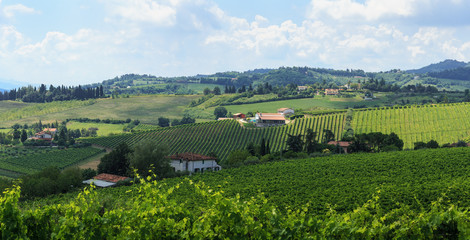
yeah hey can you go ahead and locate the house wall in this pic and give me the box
[171,159,221,173]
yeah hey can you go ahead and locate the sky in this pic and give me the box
[0,0,470,86]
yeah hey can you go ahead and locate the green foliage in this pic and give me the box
[98,142,132,176]
[213,106,227,119]
[286,134,303,152]
[20,167,82,199]
[224,149,250,167]
[129,140,170,178]
[158,117,170,127]
[5,164,470,238]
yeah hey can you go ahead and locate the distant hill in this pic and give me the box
[0,79,31,91]
[407,59,468,74]
[427,65,470,81]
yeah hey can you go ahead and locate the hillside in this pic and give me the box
[82,115,346,161]
[81,102,470,159]
[352,102,470,148]
[407,59,468,74]
[428,66,470,81]
[11,147,470,238]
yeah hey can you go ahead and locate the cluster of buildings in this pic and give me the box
[84,152,222,187]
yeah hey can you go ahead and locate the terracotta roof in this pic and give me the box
[233,113,244,116]
[328,141,351,147]
[168,152,216,161]
[94,173,129,183]
[258,113,285,121]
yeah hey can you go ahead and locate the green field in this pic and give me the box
[0,100,30,112]
[0,95,199,127]
[11,147,470,238]
[219,95,378,114]
[66,121,127,136]
[82,115,345,160]
[352,103,470,148]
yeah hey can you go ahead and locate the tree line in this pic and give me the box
[0,84,105,103]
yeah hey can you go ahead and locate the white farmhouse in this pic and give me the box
[168,153,221,173]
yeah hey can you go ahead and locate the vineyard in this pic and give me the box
[83,113,346,160]
[352,102,470,149]
[9,147,470,238]
[0,147,103,178]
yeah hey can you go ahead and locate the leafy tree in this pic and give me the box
[180,116,195,125]
[214,107,228,119]
[304,129,318,153]
[20,129,27,143]
[260,138,266,156]
[129,140,171,178]
[382,132,404,150]
[203,87,211,95]
[286,134,304,152]
[225,149,250,167]
[246,142,256,156]
[322,129,335,144]
[98,142,133,176]
[213,86,221,95]
[13,129,20,140]
[158,117,170,127]
[348,134,372,153]
[414,141,427,150]
[426,140,440,149]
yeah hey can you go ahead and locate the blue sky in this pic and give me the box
[0,0,470,86]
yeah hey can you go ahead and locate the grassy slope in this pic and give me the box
[0,95,199,127]
[66,121,127,136]
[218,95,384,114]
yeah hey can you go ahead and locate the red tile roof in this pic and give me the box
[328,141,351,147]
[168,152,216,161]
[94,173,129,183]
[258,113,285,121]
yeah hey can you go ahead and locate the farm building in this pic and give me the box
[328,141,351,153]
[233,113,246,119]
[255,113,286,126]
[31,128,58,141]
[168,152,221,173]
[325,89,339,95]
[83,173,130,188]
[277,108,294,116]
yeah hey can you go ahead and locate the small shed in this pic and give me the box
[233,113,246,119]
[83,173,130,188]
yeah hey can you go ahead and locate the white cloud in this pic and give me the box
[105,0,177,26]
[308,0,415,21]
[3,4,38,18]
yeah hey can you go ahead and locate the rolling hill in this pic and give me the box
[407,59,468,74]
